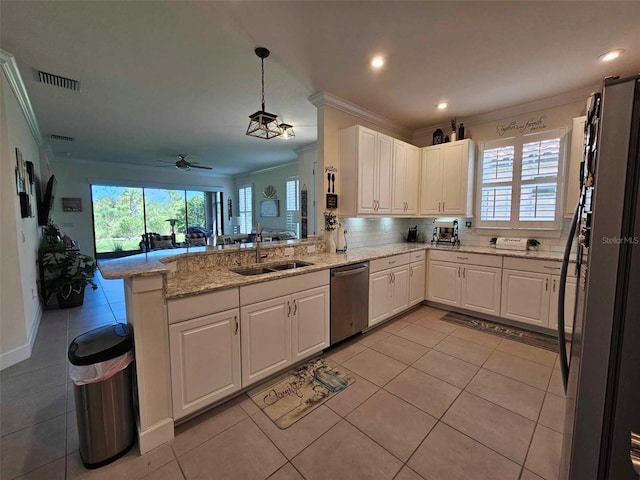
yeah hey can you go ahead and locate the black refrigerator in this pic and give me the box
[557,74,640,479]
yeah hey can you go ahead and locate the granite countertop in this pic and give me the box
[98,242,572,299]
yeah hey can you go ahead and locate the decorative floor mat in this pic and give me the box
[249,358,355,429]
[441,312,559,353]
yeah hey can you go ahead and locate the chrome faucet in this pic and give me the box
[255,223,268,263]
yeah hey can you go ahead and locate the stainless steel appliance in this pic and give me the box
[330,262,369,345]
[431,219,459,245]
[558,74,640,479]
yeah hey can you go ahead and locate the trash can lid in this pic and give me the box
[68,323,133,366]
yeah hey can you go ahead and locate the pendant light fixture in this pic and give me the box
[278,123,295,140]
[246,47,283,140]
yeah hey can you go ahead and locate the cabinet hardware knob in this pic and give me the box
[234,316,238,335]
[293,300,298,315]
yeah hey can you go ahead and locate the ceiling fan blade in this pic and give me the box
[190,165,213,170]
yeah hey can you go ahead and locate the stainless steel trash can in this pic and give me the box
[68,323,135,469]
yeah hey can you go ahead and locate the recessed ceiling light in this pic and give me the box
[371,56,385,69]
[437,102,448,110]
[599,49,625,62]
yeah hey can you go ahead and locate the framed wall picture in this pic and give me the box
[61,197,82,212]
[15,148,25,194]
[259,199,279,217]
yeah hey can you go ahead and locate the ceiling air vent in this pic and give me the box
[36,70,80,91]
[49,134,75,142]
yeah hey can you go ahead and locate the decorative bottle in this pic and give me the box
[458,123,465,140]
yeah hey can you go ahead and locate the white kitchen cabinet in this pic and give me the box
[501,269,551,327]
[291,285,330,362]
[390,266,410,315]
[564,116,587,217]
[427,260,460,306]
[169,309,241,420]
[460,264,502,316]
[409,259,426,307]
[340,125,393,215]
[420,139,475,216]
[392,140,420,215]
[368,265,410,327]
[548,275,577,332]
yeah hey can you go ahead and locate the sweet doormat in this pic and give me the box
[441,312,559,353]
[249,358,355,429]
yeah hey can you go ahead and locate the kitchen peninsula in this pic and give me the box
[99,239,569,454]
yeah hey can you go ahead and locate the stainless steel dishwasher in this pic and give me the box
[330,262,369,345]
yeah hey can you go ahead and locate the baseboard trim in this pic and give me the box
[137,417,174,455]
[0,303,42,370]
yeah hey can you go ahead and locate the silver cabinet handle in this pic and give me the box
[438,202,441,212]
[544,266,561,270]
[287,301,291,317]
[456,256,469,260]
[391,272,395,283]
[545,279,549,291]
[458,266,460,277]
[388,260,396,265]
[463,267,466,279]
[410,267,413,277]
[442,202,445,211]
[234,315,238,335]
[630,431,640,475]
[552,279,556,292]
[293,299,297,315]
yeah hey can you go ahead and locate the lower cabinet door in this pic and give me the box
[292,286,330,361]
[427,260,460,306]
[369,271,391,326]
[409,261,426,307]
[241,296,291,387]
[501,269,550,327]
[549,275,577,332]
[169,309,241,420]
[390,265,410,315]
[461,265,502,316]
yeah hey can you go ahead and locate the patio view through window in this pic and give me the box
[91,185,222,256]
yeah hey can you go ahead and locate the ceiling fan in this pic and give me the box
[156,154,212,171]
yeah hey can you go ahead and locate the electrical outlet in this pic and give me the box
[307,245,316,253]
[284,247,294,256]
[383,223,390,234]
[465,221,472,228]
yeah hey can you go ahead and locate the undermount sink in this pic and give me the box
[231,260,314,276]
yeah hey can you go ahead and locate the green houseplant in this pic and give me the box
[41,250,98,308]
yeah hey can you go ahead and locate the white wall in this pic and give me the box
[50,157,235,256]
[1,71,43,368]
[297,144,318,236]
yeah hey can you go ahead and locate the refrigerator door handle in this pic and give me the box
[630,432,640,476]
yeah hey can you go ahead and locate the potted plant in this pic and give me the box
[41,250,98,308]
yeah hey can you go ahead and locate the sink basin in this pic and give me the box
[231,260,314,276]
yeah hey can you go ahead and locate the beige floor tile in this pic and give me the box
[442,392,535,464]
[237,393,261,416]
[466,369,545,421]
[524,424,563,480]
[497,339,557,367]
[172,400,248,457]
[342,349,407,387]
[324,369,379,417]
[484,351,552,390]
[370,335,429,365]
[394,466,425,480]
[538,392,568,434]
[267,463,304,480]
[0,384,66,436]
[14,457,66,480]
[395,324,446,348]
[292,420,402,480]
[433,335,494,366]
[324,341,367,364]
[139,461,185,480]
[347,390,437,461]
[0,414,66,479]
[251,405,340,459]
[399,307,431,324]
[380,319,411,334]
[450,327,502,348]
[66,443,175,480]
[424,307,449,320]
[1,333,68,379]
[547,368,566,397]
[179,418,286,480]
[0,363,67,402]
[358,328,391,347]
[413,316,457,334]
[521,469,545,480]
[384,367,461,418]
[408,423,521,480]
[412,349,479,388]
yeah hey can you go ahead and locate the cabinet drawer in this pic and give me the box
[410,250,426,262]
[240,270,329,306]
[429,250,502,268]
[168,288,239,324]
[503,257,563,275]
[370,253,411,273]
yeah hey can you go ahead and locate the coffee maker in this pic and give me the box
[431,219,459,246]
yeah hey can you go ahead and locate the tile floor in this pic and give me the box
[0,272,567,480]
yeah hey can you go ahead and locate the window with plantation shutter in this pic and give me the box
[238,185,253,234]
[286,176,300,237]
[477,129,565,230]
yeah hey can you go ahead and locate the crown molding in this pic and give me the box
[413,84,598,139]
[295,142,317,154]
[308,91,412,138]
[0,50,43,146]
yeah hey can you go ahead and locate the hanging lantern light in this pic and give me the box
[246,47,283,139]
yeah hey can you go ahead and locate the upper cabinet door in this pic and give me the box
[441,141,469,214]
[357,126,378,214]
[420,146,443,215]
[392,140,408,214]
[405,145,420,214]
[376,133,394,214]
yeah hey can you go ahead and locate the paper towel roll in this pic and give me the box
[336,227,345,251]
